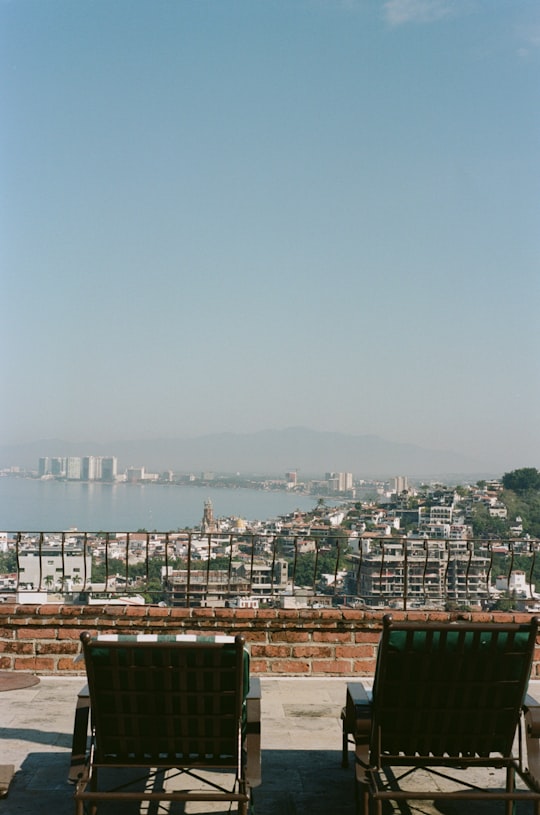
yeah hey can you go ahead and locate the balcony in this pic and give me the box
[2,673,540,814]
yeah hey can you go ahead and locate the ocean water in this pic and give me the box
[0,477,319,532]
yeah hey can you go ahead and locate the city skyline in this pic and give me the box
[2,1,539,470]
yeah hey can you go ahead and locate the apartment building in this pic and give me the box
[163,569,251,607]
[18,547,92,592]
[346,538,489,609]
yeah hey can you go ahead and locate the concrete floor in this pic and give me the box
[1,676,540,814]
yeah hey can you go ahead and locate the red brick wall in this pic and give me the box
[0,604,539,676]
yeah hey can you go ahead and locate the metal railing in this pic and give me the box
[2,531,540,611]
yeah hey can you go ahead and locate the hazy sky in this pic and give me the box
[2,0,539,470]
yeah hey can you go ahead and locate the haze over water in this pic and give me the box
[0,478,319,532]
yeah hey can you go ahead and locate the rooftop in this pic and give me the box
[2,675,540,814]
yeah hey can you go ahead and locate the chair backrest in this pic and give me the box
[371,615,538,761]
[80,632,248,768]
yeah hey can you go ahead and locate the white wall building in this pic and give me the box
[18,548,92,592]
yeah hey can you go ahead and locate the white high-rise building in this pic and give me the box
[325,472,353,492]
[66,457,82,480]
[394,476,409,494]
[82,456,103,481]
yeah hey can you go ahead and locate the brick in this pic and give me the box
[124,606,148,618]
[270,631,310,643]
[192,608,214,618]
[37,641,78,655]
[341,610,367,621]
[17,627,56,639]
[213,609,234,618]
[318,609,342,620]
[364,611,386,623]
[250,659,269,673]
[277,610,300,620]
[467,611,493,623]
[11,605,39,615]
[57,658,81,671]
[405,611,430,622]
[491,612,515,623]
[147,606,171,618]
[336,645,367,658]
[292,645,333,659]
[58,628,85,640]
[341,644,375,658]
[251,645,291,658]
[242,631,267,644]
[515,613,534,624]
[0,641,33,654]
[313,631,351,643]
[14,657,54,671]
[37,605,64,616]
[79,606,101,617]
[252,609,278,619]
[275,620,305,632]
[297,610,325,621]
[169,608,192,618]
[352,658,377,674]
[386,611,407,622]
[0,657,12,669]
[354,632,379,644]
[59,606,86,617]
[235,609,260,620]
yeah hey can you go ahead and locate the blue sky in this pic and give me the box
[1,0,539,471]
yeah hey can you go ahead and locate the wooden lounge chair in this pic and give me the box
[343,615,540,815]
[72,631,260,814]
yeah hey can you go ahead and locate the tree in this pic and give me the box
[471,503,508,539]
[0,552,17,573]
[502,468,540,495]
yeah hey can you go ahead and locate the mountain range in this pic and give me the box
[0,427,495,479]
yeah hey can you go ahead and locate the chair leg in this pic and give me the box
[505,765,515,815]
[355,779,370,815]
[342,718,349,768]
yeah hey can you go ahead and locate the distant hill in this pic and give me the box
[0,427,493,478]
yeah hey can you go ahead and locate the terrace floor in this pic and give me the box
[1,676,540,814]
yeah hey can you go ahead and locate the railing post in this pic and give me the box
[403,537,408,611]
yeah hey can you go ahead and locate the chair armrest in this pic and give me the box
[341,682,372,769]
[245,677,261,788]
[344,682,372,781]
[524,694,540,738]
[68,684,90,783]
[0,765,14,798]
[522,693,540,791]
[346,682,372,739]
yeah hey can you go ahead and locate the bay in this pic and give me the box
[0,477,319,532]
